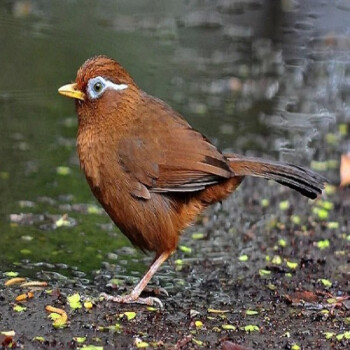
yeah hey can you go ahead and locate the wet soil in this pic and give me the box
[1,176,349,350]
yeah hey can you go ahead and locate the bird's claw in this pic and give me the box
[100,292,163,308]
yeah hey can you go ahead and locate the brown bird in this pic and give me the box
[58,56,325,306]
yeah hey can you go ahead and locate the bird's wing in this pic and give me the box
[118,96,233,199]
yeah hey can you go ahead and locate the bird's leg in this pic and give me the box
[100,250,172,308]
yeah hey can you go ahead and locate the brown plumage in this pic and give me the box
[58,55,326,306]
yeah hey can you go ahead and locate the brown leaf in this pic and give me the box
[285,291,318,304]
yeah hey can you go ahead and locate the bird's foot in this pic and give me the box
[100,292,163,308]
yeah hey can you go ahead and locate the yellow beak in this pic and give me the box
[58,83,85,101]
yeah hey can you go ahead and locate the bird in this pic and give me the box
[58,55,326,307]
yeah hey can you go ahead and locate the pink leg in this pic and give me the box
[101,251,172,307]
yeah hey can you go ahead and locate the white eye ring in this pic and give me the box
[87,76,128,100]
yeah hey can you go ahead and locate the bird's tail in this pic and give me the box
[226,153,326,199]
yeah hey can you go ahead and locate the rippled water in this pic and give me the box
[0,0,348,278]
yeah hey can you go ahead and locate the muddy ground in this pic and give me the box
[1,173,349,350]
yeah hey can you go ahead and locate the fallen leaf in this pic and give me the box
[340,153,350,186]
[285,291,318,303]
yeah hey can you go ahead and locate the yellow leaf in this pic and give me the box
[67,293,82,309]
[195,320,203,328]
[122,311,136,321]
[286,261,298,269]
[222,324,236,330]
[84,301,93,310]
[238,254,248,262]
[242,324,259,332]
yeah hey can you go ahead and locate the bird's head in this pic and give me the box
[58,56,138,127]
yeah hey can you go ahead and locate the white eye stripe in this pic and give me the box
[87,76,128,99]
[104,79,128,91]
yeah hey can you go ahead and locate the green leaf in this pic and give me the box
[56,166,71,176]
[192,232,204,240]
[192,338,203,346]
[4,271,19,277]
[324,332,335,340]
[291,215,301,225]
[74,337,86,343]
[48,313,61,320]
[335,333,344,341]
[121,311,136,321]
[106,323,122,332]
[222,324,236,330]
[279,201,290,211]
[317,200,334,211]
[135,340,149,348]
[318,279,332,287]
[179,245,192,254]
[312,207,328,219]
[55,215,71,227]
[327,222,339,229]
[1,331,15,336]
[33,336,45,342]
[146,306,157,312]
[267,283,276,290]
[87,205,102,214]
[242,324,259,332]
[68,293,82,309]
[238,254,248,262]
[175,259,183,265]
[278,238,287,247]
[286,261,298,269]
[13,305,26,312]
[259,269,271,277]
[207,308,229,314]
[272,255,282,265]
[316,239,330,250]
[260,199,269,207]
[327,298,337,304]
[246,310,258,316]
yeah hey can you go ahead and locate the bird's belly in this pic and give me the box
[91,178,180,254]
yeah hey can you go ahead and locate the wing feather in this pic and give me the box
[118,94,233,198]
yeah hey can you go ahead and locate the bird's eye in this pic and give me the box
[93,82,103,93]
[87,76,106,99]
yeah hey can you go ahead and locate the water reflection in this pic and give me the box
[0,0,347,279]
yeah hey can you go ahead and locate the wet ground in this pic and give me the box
[1,0,350,349]
[1,172,349,349]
